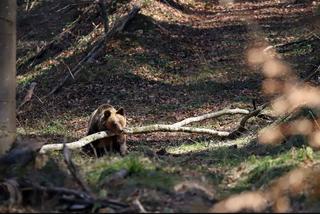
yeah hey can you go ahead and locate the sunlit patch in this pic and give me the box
[167,142,209,154]
[219,0,234,6]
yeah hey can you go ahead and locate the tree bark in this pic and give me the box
[0,0,16,155]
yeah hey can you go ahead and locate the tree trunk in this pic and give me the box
[0,0,16,155]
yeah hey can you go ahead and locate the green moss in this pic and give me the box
[167,141,209,154]
[85,155,178,192]
[228,146,317,194]
[42,120,67,135]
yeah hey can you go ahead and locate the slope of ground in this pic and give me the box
[13,0,320,212]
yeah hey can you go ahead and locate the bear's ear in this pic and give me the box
[117,108,125,116]
[104,110,111,118]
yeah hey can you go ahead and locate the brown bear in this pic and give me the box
[83,104,127,157]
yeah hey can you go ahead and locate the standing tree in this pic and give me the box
[0,0,16,155]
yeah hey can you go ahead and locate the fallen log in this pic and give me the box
[39,107,256,154]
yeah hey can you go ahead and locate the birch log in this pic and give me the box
[39,108,251,154]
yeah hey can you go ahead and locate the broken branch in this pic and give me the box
[229,103,269,138]
[26,181,128,210]
[172,108,249,127]
[46,5,140,96]
[62,144,94,196]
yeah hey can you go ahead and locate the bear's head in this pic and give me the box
[103,107,126,135]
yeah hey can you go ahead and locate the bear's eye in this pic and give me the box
[104,110,111,118]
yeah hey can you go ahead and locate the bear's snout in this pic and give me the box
[111,122,123,134]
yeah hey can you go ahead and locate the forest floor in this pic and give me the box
[11,0,320,212]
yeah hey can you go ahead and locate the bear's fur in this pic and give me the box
[83,104,127,157]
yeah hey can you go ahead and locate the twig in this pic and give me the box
[263,38,314,53]
[132,199,147,213]
[229,103,269,138]
[151,19,170,35]
[60,197,128,210]
[45,38,104,97]
[309,110,320,130]
[172,108,249,127]
[303,64,320,82]
[60,60,75,79]
[30,182,91,200]
[16,82,37,115]
[62,143,93,196]
[27,182,128,209]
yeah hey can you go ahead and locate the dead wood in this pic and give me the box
[39,108,255,153]
[39,126,231,153]
[40,61,320,154]
[26,181,129,210]
[0,137,44,172]
[0,142,128,211]
[172,108,249,127]
[46,5,141,97]
[0,179,22,205]
[263,36,318,54]
[62,144,94,196]
[228,103,269,139]
[131,199,147,213]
